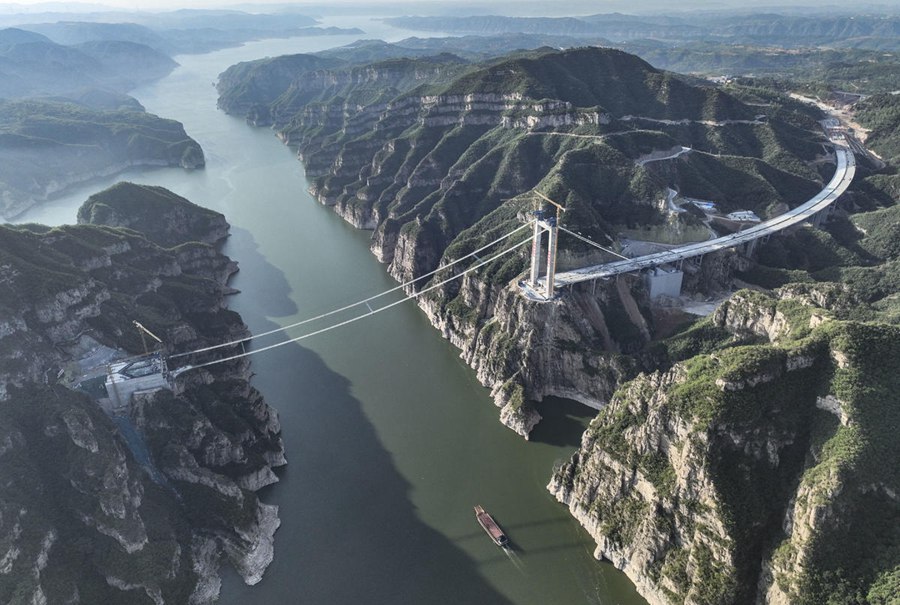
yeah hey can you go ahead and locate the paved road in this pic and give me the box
[552,146,856,288]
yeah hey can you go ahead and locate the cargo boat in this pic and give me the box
[474,505,508,546]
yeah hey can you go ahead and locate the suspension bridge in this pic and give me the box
[110,142,853,390]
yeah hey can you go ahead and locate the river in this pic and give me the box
[15,17,647,605]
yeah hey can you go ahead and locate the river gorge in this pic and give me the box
[14,17,646,605]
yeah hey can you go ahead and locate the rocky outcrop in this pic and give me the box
[547,289,900,605]
[416,266,652,437]
[0,185,284,603]
[77,182,229,247]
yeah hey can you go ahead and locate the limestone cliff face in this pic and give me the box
[214,48,825,445]
[0,185,284,603]
[416,267,652,437]
[287,91,608,257]
[547,287,900,605]
[215,49,829,445]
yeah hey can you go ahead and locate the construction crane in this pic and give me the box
[533,191,567,222]
[133,321,163,354]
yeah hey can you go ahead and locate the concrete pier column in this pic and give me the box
[530,219,543,286]
[545,220,558,298]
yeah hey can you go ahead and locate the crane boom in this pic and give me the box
[133,321,163,344]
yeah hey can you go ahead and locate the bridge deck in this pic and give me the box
[551,146,856,287]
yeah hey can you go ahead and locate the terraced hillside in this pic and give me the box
[216,39,899,605]
[219,46,830,285]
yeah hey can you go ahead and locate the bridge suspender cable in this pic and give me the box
[169,221,535,360]
[176,232,535,372]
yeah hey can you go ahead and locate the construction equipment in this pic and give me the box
[133,321,163,354]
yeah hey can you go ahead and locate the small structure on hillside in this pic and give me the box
[727,210,761,223]
[686,199,717,212]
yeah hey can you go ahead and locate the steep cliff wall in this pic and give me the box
[416,260,657,437]
[547,287,900,605]
[214,48,831,439]
[0,184,284,604]
[217,46,825,292]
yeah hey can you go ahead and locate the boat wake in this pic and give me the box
[503,546,526,575]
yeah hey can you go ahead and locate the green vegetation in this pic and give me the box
[0,384,199,605]
[78,182,226,248]
[220,40,900,605]
[218,45,828,305]
[0,99,204,218]
[855,94,900,166]
[742,198,900,324]
[575,285,900,605]
[0,184,283,602]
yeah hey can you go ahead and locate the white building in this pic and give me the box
[727,211,761,223]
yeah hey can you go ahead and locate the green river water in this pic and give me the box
[15,18,647,605]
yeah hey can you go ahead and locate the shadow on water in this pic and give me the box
[451,516,574,543]
[224,227,298,319]
[217,233,513,605]
[529,397,599,448]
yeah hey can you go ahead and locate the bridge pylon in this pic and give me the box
[545,218,559,298]
[528,210,560,299]
[529,211,543,286]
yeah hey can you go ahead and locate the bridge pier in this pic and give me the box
[811,206,831,229]
[529,216,542,285]
[744,238,759,256]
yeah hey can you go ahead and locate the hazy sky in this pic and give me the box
[1,0,898,13]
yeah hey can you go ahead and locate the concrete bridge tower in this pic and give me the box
[527,194,564,299]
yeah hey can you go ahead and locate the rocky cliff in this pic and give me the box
[216,45,832,438]
[0,183,284,604]
[547,286,899,605]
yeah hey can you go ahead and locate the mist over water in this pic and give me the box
[14,18,647,605]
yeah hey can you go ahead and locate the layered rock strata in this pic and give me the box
[0,183,284,604]
[217,46,828,436]
[548,287,900,605]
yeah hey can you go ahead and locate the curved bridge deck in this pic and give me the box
[551,146,856,288]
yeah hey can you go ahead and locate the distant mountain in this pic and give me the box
[75,40,177,85]
[18,14,361,56]
[0,27,177,99]
[0,26,50,46]
[19,21,168,51]
[0,99,204,219]
[386,13,900,51]
[139,8,316,31]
